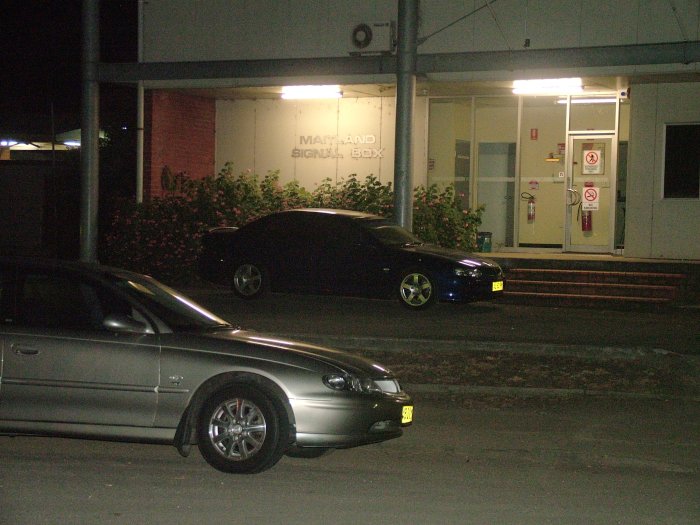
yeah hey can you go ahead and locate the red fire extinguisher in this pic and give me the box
[581,210,592,231]
[521,192,536,222]
[580,182,593,232]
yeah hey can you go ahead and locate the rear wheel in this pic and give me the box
[398,270,436,309]
[197,385,289,474]
[232,263,267,299]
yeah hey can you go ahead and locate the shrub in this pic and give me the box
[413,184,483,251]
[100,166,483,284]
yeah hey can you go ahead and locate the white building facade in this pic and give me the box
[128,0,700,260]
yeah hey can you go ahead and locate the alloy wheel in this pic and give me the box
[399,272,433,308]
[207,397,267,461]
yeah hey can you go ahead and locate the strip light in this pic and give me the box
[513,77,583,95]
[557,97,617,104]
[281,85,342,99]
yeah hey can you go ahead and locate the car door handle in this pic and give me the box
[13,345,40,356]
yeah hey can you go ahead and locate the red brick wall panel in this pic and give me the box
[143,91,215,198]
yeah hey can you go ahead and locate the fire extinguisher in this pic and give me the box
[580,182,593,232]
[521,192,536,222]
[581,209,592,231]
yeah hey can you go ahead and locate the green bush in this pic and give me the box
[100,166,483,284]
[413,184,483,251]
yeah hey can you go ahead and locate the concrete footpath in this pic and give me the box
[186,286,700,402]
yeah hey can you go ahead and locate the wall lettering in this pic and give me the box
[292,134,383,159]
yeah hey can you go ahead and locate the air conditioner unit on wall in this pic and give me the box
[349,21,395,55]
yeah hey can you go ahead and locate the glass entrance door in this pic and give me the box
[565,135,617,252]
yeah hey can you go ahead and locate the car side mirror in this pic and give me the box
[103,314,150,334]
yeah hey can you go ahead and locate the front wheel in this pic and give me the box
[398,270,436,309]
[232,263,267,299]
[197,385,289,474]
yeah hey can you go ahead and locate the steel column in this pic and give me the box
[80,0,100,262]
[394,0,419,230]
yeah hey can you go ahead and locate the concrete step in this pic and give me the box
[498,267,689,310]
[505,268,686,287]
[505,279,680,300]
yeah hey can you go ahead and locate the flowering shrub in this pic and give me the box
[311,174,393,216]
[413,184,483,251]
[100,166,483,284]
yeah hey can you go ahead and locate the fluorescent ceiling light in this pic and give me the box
[0,140,18,147]
[513,77,583,95]
[281,85,342,99]
[557,97,617,104]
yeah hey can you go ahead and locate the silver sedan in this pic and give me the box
[0,257,413,473]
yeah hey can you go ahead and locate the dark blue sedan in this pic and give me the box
[198,209,504,309]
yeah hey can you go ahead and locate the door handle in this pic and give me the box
[567,188,581,206]
[13,345,40,356]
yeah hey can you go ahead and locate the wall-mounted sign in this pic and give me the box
[582,148,604,174]
[582,186,600,210]
[291,134,384,160]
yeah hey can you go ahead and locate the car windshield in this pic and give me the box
[106,271,231,332]
[363,219,424,246]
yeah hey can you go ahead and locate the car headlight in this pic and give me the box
[454,266,482,278]
[323,374,399,394]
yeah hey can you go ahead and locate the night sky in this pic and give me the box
[1,0,137,135]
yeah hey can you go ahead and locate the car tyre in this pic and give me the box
[197,385,289,474]
[232,263,267,299]
[398,269,436,309]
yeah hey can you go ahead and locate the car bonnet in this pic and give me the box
[404,243,500,267]
[183,329,395,378]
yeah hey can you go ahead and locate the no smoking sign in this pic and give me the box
[582,186,600,210]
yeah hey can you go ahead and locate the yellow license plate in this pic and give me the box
[402,405,414,425]
[492,281,504,292]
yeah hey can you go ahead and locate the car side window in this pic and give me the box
[332,219,366,247]
[14,271,137,331]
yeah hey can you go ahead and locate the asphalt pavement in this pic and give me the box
[186,285,700,401]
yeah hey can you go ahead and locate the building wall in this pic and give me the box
[142,0,700,65]
[215,96,428,191]
[626,82,700,259]
[144,91,216,197]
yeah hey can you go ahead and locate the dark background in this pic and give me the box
[1,1,139,259]
[1,0,138,134]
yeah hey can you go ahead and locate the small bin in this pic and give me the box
[476,232,492,252]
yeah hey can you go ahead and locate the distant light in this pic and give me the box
[64,140,81,147]
[513,78,583,95]
[281,85,342,99]
[0,140,18,147]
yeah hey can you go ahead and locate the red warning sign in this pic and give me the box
[583,149,603,174]
[582,186,600,210]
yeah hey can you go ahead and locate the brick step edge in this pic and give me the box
[505,268,687,281]
[505,279,679,298]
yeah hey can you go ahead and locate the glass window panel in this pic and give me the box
[475,97,518,249]
[569,96,616,131]
[664,124,700,199]
[428,98,472,208]
[518,97,566,247]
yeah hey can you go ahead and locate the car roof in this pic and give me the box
[284,208,385,221]
[0,256,142,280]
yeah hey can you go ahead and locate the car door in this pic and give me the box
[315,216,385,297]
[266,213,320,293]
[0,266,160,427]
